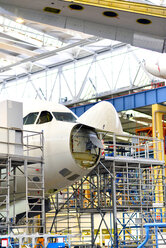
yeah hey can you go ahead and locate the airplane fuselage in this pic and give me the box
[24,121,100,193]
[20,102,101,197]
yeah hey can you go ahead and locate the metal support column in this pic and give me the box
[91,213,95,248]
[7,157,10,235]
[112,161,118,248]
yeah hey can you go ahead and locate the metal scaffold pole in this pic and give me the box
[7,157,10,235]
[91,213,95,248]
[0,126,45,235]
[112,161,118,248]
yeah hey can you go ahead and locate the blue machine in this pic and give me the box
[47,243,65,248]
[47,236,68,248]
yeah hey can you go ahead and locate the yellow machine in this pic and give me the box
[152,104,166,226]
[152,104,166,162]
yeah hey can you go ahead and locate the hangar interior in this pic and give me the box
[0,2,165,247]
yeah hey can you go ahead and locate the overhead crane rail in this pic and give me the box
[64,0,166,18]
[71,85,166,115]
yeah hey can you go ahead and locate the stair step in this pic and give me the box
[27,174,42,177]
[28,196,43,199]
[28,181,43,184]
[30,203,43,206]
[28,210,43,213]
[28,188,43,191]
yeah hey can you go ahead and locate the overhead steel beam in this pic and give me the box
[0,41,126,83]
[0,37,102,73]
[0,41,38,56]
[71,86,166,115]
[64,0,166,18]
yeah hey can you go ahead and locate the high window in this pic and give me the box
[23,112,39,125]
[52,112,77,122]
[36,111,53,124]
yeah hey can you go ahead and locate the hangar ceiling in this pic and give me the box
[0,15,96,75]
[0,13,163,136]
[0,0,166,53]
[0,15,127,83]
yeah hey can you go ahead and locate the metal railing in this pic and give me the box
[0,126,44,234]
[0,234,71,248]
[137,223,166,248]
[47,131,165,247]
[103,132,164,162]
[0,125,43,159]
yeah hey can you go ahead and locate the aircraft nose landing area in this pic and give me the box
[71,125,102,168]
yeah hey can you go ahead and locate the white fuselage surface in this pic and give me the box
[13,100,122,201]
[22,101,101,194]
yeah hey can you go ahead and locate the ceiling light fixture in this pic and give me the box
[16,17,24,24]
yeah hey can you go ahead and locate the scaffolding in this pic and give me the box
[46,132,165,247]
[0,233,71,248]
[0,126,45,234]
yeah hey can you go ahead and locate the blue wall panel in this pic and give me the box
[71,86,166,115]
[157,87,166,102]
[135,92,146,107]
[146,90,157,105]
[124,95,135,110]
[112,97,124,112]
[72,102,94,116]
[75,106,85,116]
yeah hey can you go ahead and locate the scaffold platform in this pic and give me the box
[47,132,166,248]
[0,126,45,234]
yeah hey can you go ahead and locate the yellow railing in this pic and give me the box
[65,0,166,18]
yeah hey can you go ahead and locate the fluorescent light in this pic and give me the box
[16,17,24,24]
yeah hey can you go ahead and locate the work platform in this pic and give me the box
[0,126,45,234]
[47,132,166,247]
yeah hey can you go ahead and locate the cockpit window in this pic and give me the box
[52,112,77,123]
[23,112,39,125]
[36,111,53,124]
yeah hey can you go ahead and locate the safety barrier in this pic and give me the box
[0,234,71,248]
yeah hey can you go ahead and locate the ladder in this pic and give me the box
[25,159,45,233]
[0,158,10,234]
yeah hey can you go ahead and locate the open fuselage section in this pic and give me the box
[21,102,101,194]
